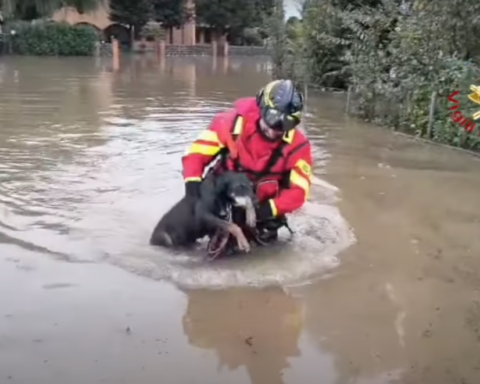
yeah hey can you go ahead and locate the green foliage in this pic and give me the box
[140,20,165,40]
[1,0,103,20]
[265,0,285,78]
[251,0,275,27]
[240,27,263,46]
[285,16,300,40]
[109,0,186,33]
[6,20,97,55]
[195,0,273,34]
[271,0,480,150]
[109,0,152,31]
[152,0,186,29]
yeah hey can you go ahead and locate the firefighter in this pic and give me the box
[182,79,312,241]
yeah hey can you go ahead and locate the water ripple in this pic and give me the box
[0,57,355,288]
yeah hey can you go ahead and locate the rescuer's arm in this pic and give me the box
[256,142,312,218]
[181,112,234,197]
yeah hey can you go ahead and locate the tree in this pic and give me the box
[151,0,186,30]
[252,0,274,25]
[0,0,103,20]
[109,0,152,33]
[267,0,285,78]
[196,0,273,34]
[278,0,480,151]
[285,15,300,40]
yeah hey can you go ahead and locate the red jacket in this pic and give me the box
[182,97,312,216]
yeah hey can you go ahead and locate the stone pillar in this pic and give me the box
[112,38,120,71]
[198,29,205,44]
[158,39,166,71]
[157,39,165,59]
[160,54,166,72]
[212,40,217,57]
[183,0,196,45]
[212,54,217,72]
[217,33,228,56]
[172,28,182,44]
[222,41,229,57]
[224,56,229,72]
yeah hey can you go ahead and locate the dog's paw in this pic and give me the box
[237,238,251,253]
[245,206,257,228]
[228,223,250,252]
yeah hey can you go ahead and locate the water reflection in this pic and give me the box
[182,287,302,384]
[0,57,107,133]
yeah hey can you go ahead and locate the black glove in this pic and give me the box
[185,181,201,198]
[255,201,274,222]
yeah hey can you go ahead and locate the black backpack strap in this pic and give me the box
[252,141,288,182]
[254,134,309,182]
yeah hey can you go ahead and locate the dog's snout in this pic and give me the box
[232,195,253,208]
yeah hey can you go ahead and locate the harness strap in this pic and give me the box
[219,115,308,182]
[252,141,288,182]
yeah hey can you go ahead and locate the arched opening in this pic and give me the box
[103,23,131,49]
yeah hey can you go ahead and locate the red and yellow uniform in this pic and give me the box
[182,97,312,217]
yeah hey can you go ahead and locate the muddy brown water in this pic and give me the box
[0,56,480,384]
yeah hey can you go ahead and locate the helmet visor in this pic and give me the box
[262,108,300,132]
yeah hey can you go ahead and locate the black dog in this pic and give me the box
[149,171,257,252]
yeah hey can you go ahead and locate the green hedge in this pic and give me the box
[7,21,98,56]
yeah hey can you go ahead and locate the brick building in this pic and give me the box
[50,0,213,46]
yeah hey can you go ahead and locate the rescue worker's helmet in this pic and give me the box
[256,79,304,132]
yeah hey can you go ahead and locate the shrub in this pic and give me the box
[270,0,480,150]
[140,21,165,42]
[6,20,98,56]
[242,28,264,46]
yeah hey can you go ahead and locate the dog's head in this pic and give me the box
[216,171,256,208]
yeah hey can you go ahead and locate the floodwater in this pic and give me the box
[0,55,479,384]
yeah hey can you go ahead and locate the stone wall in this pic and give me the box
[166,44,213,56]
[228,45,271,56]
[127,40,271,57]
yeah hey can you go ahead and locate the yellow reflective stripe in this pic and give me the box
[290,170,310,196]
[185,177,202,182]
[186,143,221,156]
[233,116,244,135]
[268,199,278,217]
[196,130,222,144]
[263,80,280,108]
[282,129,295,144]
[295,159,312,179]
[184,129,223,156]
